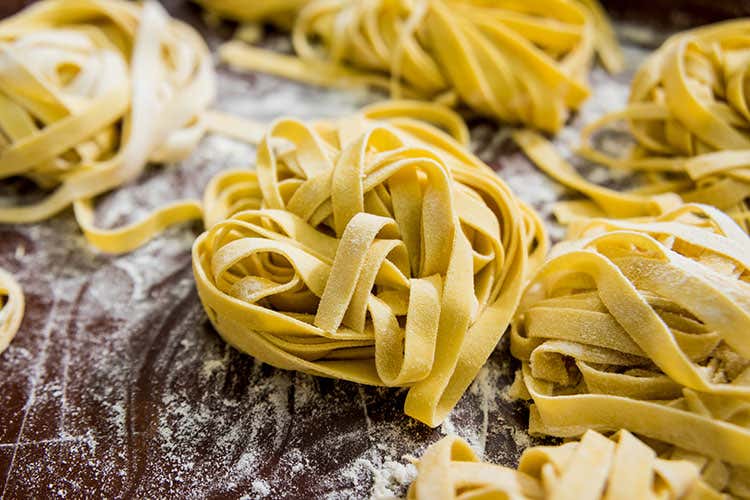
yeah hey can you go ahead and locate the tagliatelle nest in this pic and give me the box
[215,0,622,133]
[193,102,547,426]
[0,0,215,253]
[407,430,721,499]
[510,203,750,496]
[517,19,750,232]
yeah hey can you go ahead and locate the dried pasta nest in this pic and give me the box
[0,268,24,355]
[215,0,622,132]
[517,20,750,232]
[511,203,750,497]
[193,102,547,426]
[0,0,214,252]
[408,431,722,500]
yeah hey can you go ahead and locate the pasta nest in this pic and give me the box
[511,203,750,496]
[0,268,24,355]
[217,0,622,133]
[408,431,721,500]
[580,20,750,231]
[0,0,214,251]
[193,102,547,426]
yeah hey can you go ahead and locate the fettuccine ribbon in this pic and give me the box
[0,268,24,355]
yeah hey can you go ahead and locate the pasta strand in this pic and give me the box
[0,268,24,355]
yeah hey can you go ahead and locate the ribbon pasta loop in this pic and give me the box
[0,268,24,356]
[407,430,722,500]
[211,0,622,133]
[193,102,547,426]
[510,203,750,496]
[0,0,215,253]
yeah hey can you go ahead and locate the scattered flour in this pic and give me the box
[251,479,272,497]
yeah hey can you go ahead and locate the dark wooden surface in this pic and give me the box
[0,1,745,499]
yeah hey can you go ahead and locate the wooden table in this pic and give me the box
[0,1,743,498]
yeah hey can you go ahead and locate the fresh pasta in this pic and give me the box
[510,203,750,496]
[193,101,547,426]
[0,268,24,355]
[0,0,214,253]
[407,430,722,499]
[516,20,750,232]
[196,0,307,28]
[212,0,622,133]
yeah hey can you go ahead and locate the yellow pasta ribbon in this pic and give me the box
[196,0,308,28]
[407,430,722,500]
[517,20,750,232]
[210,0,622,133]
[0,268,24,356]
[0,0,215,254]
[193,101,548,426]
[510,203,750,496]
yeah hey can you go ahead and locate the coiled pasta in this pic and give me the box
[516,20,750,232]
[193,101,547,426]
[407,431,722,500]
[0,0,215,253]
[510,203,750,496]
[212,0,622,133]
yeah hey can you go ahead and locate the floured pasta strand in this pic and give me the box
[193,101,548,426]
[517,19,750,232]
[510,203,750,497]
[0,268,24,356]
[0,0,214,253]
[213,0,622,133]
[408,431,722,500]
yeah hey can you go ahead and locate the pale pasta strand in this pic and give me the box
[407,430,722,500]
[510,203,750,497]
[0,0,215,254]
[209,0,622,133]
[0,268,24,355]
[516,20,750,232]
[193,101,548,426]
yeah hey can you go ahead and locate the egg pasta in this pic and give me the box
[407,430,722,499]
[211,0,622,133]
[516,20,750,232]
[511,204,750,496]
[193,101,547,426]
[0,0,215,254]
